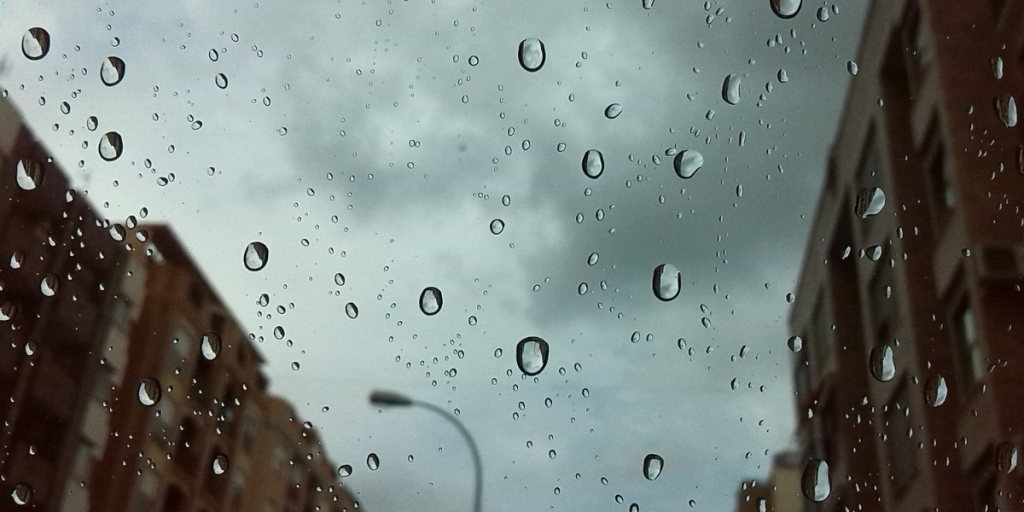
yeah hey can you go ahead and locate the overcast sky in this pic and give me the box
[1,0,866,510]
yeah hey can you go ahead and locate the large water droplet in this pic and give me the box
[787,335,803,352]
[21,28,50,60]
[517,337,550,376]
[642,0,655,8]
[996,94,1018,127]
[816,6,829,21]
[673,150,703,179]
[338,464,353,477]
[847,61,859,76]
[588,252,599,266]
[997,442,1018,473]
[215,73,229,89]
[769,0,801,18]
[924,375,947,407]
[490,219,505,235]
[777,68,789,83]
[212,454,229,475]
[604,103,623,119]
[138,378,161,406]
[86,116,99,131]
[100,57,126,86]
[652,264,681,301]
[201,332,222,360]
[582,150,604,179]
[722,74,741,105]
[98,132,124,161]
[11,483,32,506]
[367,453,380,470]
[345,302,359,319]
[40,274,58,297]
[869,343,895,382]
[15,158,44,190]
[419,287,443,316]
[243,242,269,271]
[518,38,546,72]
[334,273,346,286]
[801,458,831,502]
[854,187,885,218]
[643,454,664,480]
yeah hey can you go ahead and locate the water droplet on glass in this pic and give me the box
[338,464,353,477]
[997,442,1018,473]
[578,282,589,295]
[215,73,229,89]
[212,454,229,475]
[854,187,886,218]
[643,454,664,480]
[582,149,605,179]
[518,38,546,72]
[86,116,99,131]
[604,103,623,119]
[345,302,359,319]
[243,242,269,271]
[787,335,803,352]
[469,55,479,66]
[291,361,300,371]
[517,337,550,376]
[769,0,801,18]
[548,449,557,459]
[490,219,505,235]
[673,150,703,179]
[777,68,789,83]
[419,287,443,316]
[801,458,831,502]
[201,332,222,360]
[924,375,947,407]
[209,49,219,62]
[100,56,126,86]
[15,158,44,190]
[39,274,58,297]
[652,264,681,301]
[138,378,161,406]
[98,132,124,161]
[334,273,346,286]
[996,94,1018,127]
[258,294,270,307]
[722,74,741,105]
[274,326,285,339]
[846,61,859,76]
[367,453,380,470]
[21,28,50,60]
[60,101,71,115]
[869,343,895,382]
[11,483,31,506]
[588,252,599,266]
[992,56,1004,79]
[816,6,829,21]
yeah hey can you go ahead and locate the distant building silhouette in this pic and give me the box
[790,1,1024,512]
[0,98,357,511]
[733,452,802,512]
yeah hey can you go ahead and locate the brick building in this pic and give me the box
[790,1,1024,512]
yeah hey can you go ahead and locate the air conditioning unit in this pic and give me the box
[975,244,1024,281]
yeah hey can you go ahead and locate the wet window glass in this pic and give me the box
[2,1,1023,512]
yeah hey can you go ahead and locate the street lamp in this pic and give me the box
[369,390,483,512]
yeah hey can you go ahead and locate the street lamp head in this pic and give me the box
[369,389,415,407]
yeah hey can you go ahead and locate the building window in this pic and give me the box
[921,117,954,227]
[810,299,833,375]
[952,300,984,389]
[883,382,917,492]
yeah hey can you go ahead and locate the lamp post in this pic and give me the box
[369,390,483,512]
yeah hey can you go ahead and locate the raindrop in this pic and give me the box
[21,28,50,60]
[548,449,557,459]
[502,195,511,206]
[578,282,589,295]
[516,337,550,376]
[801,459,831,502]
[258,294,270,307]
[11,483,31,506]
[588,252,599,266]
[924,375,947,407]
[40,275,58,297]
[138,378,161,406]
[469,55,479,66]
[490,219,505,235]
[787,336,803,352]
[98,132,124,161]
[777,68,789,83]
[992,57,1004,79]
[677,338,687,350]
[643,454,664,480]
[338,465,353,477]
[367,453,380,470]
[816,6,829,21]
[209,49,219,61]
[215,73,229,89]
[15,158,44,190]
[346,302,359,319]
[212,454,229,475]
[869,343,895,382]
[997,442,1018,473]
[334,273,346,286]
[673,150,703,179]
[60,102,71,115]
[468,315,477,326]
[769,0,801,19]
[854,187,886,218]
[274,326,285,339]
[86,116,99,131]
[996,94,1017,127]
[419,287,443,316]
[652,264,681,301]
[243,242,269,271]
[291,361,300,371]
[604,103,623,119]
[582,150,605,179]
[847,61,858,76]
[722,74,741,105]
[100,57,126,86]
[518,38,546,72]
[201,333,222,360]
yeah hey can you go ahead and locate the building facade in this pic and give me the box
[790,1,1024,512]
